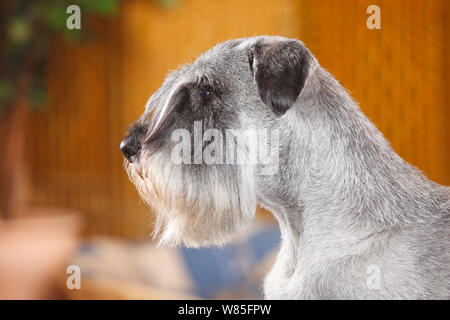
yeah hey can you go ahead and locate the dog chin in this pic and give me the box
[124,151,257,248]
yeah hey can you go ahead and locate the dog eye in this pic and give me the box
[200,88,213,100]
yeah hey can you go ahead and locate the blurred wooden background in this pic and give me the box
[26,0,449,238]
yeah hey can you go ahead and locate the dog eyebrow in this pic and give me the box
[143,83,182,143]
[143,67,226,143]
[193,73,225,94]
[194,73,213,86]
[142,66,190,118]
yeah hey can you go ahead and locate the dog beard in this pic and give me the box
[125,149,257,248]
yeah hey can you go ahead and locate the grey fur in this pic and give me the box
[121,36,449,299]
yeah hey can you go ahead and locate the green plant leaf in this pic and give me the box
[7,17,31,45]
[155,0,180,8]
[29,82,47,110]
[0,79,13,104]
[79,0,120,16]
[45,6,69,31]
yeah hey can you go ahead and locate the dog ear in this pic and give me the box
[249,39,312,115]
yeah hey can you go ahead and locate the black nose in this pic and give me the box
[120,138,141,162]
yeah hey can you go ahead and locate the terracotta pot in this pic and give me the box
[0,208,81,299]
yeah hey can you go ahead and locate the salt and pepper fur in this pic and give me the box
[123,36,449,299]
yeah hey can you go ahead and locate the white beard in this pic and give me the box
[125,149,257,248]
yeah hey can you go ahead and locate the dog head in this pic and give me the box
[121,36,314,247]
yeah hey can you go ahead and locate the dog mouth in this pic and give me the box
[130,163,144,180]
[122,149,258,248]
[124,159,143,180]
[125,158,163,207]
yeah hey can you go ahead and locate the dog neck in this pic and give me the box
[258,66,444,268]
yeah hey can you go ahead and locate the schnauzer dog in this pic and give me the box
[121,36,449,299]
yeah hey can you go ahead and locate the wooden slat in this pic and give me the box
[26,0,449,238]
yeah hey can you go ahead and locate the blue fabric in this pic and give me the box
[181,226,280,298]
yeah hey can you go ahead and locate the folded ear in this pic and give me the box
[249,38,312,115]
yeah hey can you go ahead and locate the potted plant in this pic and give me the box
[0,0,120,299]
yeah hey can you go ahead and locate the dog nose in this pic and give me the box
[120,139,141,162]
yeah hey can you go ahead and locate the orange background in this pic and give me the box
[27,0,449,237]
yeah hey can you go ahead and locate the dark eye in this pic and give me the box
[200,88,213,100]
